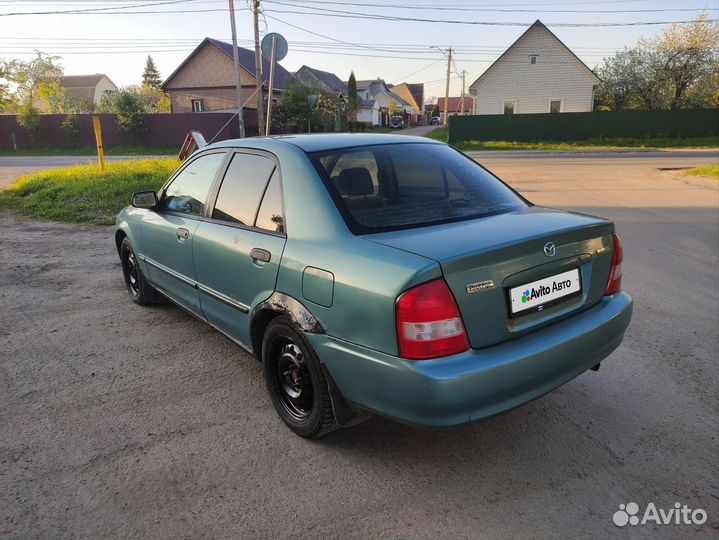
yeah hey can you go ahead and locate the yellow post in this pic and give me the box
[92,115,105,172]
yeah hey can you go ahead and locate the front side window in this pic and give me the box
[312,143,526,233]
[163,152,225,216]
[503,100,515,115]
[212,153,276,227]
[550,100,562,113]
[191,99,204,112]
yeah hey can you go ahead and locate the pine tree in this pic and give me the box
[142,55,162,89]
[347,71,358,110]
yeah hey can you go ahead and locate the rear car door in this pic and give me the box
[141,150,227,314]
[193,150,287,348]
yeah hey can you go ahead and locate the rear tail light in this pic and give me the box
[604,233,623,296]
[396,279,470,360]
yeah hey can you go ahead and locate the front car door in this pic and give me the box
[141,150,227,314]
[193,150,287,349]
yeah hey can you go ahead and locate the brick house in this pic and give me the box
[162,37,291,113]
[469,20,600,115]
[437,96,475,117]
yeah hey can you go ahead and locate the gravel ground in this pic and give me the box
[1,155,717,540]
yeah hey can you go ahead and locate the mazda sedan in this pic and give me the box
[116,134,632,437]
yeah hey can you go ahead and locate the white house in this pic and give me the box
[354,79,417,126]
[469,20,600,115]
[60,74,118,106]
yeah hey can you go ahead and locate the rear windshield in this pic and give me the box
[311,143,527,233]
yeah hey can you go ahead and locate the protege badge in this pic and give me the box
[466,280,494,294]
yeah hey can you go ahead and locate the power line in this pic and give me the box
[262,6,719,27]
[0,0,202,16]
[264,0,716,14]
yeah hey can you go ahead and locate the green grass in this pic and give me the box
[684,165,719,179]
[0,158,180,225]
[426,126,448,142]
[423,129,719,151]
[0,145,178,157]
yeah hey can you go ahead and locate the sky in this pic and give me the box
[0,0,715,102]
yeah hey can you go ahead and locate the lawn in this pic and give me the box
[424,129,719,151]
[0,145,178,157]
[684,165,719,179]
[0,158,179,225]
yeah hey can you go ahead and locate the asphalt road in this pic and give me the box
[1,153,718,539]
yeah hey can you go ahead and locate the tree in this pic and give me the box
[280,81,319,132]
[347,71,358,110]
[649,12,719,109]
[315,91,345,132]
[142,55,162,89]
[1,51,63,105]
[432,104,440,117]
[595,12,718,110]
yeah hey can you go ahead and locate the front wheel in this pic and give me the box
[262,317,337,438]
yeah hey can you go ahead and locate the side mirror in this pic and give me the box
[131,190,158,209]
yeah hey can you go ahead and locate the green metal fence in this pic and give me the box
[448,109,719,144]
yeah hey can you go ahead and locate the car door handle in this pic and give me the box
[250,248,271,263]
[176,227,189,241]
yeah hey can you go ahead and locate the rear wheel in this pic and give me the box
[120,238,163,305]
[262,317,336,438]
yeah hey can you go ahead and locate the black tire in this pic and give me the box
[262,317,337,438]
[119,237,163,305]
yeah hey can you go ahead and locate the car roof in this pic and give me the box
[205,133,443,153]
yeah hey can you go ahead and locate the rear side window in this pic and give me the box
[312,143,526,233]
[255,170,285,233]
[212,153,276,226]
[163,152,225,216]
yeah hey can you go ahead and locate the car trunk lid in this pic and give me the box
[364,206,615,348]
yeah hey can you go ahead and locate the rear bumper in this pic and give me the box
[307,292,633,428]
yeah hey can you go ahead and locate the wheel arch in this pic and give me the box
[115,229,128,255]
[250,292,325,358]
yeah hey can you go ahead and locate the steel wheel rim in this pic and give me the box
[271,339,313,421]
[125,251,140,296]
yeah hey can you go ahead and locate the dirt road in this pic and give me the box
[1,154,717,539]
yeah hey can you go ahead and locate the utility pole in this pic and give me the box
[253,0,265,135]
[443,47,452,126]
[460,70,466,115]
[228,0,245,137]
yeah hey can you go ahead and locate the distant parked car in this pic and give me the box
[390,116,404,129]
[430,116,441,125]
[116,134,632,438]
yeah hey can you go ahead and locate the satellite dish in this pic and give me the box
[261,33,288,62]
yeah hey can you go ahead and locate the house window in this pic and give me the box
[191,99,204,112]
[530,55,538,64]
[503,100,516,115]
[549,100,562,113]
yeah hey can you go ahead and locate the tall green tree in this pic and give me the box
[142,55,162,89]
[347,71,358,110]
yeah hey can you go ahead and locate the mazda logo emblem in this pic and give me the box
[544,242,556,257]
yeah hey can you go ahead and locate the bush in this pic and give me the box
[17,103,41,143]
[61,113,81,144]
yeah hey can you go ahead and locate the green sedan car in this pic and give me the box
[115,134,632,438]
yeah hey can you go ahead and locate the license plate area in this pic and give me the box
[507,268,582,318]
